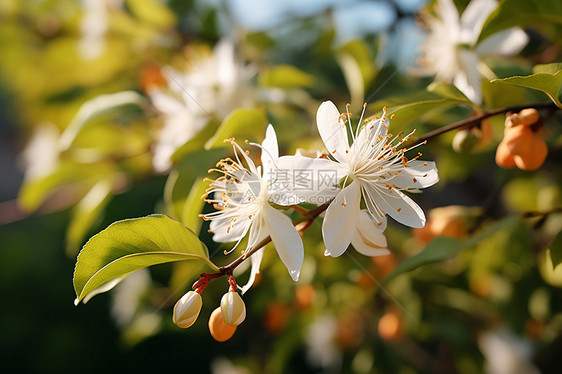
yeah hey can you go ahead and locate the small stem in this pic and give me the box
[417,102,558,143]
[291,204,310,215]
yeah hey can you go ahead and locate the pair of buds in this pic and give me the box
[172,288,246,342]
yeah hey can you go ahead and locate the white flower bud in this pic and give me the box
[220,291,246,327]
[173,291,202,328]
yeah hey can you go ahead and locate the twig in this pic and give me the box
[417,102,558,143]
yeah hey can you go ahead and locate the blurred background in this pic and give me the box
[1,0,561,373]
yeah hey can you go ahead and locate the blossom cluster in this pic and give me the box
[173,100,439,339]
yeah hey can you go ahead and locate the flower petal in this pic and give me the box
[351,233,390,257]
[210,215,251,243]
[476,28,528,56]
[269,155,346,205]
[459,0,497,44]
[261,124,279,175]
[454,49,482,104]
[356,210,387,247]
[437,0,461,37]
[351,210,389,256]
[389,160,439,190]
[240,248,264,294]
[263,205,304,281]
[322,181,361,257]
[370,185,426,228]
[316,101,350,164]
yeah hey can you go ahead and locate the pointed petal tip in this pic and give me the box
[290,270,300,282]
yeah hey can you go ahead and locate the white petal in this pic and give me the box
[454,49,482,104]
[360,185,388,231]
[210,215,251,243]
[240,248,264,294]
[437,0,461,37]
[356,210,387,247]
[263,205,304,281]
[476,28,528,56]
[389,161,439,190]
[316,101,350,164]
[269,155,346,205]
[322,181,361,257]
[148,88,185,114]
[351,233,390,257]
[459,0,497,44]
[370,185,426,228]
[351,210,389,257]
[261,124,279,175]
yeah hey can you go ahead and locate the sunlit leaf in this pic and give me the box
[66,178,114,256]
[548,230,562,270]
[73,214,218,305]
[490,70,562,108]
[382,99,465,130]
[477,0,562,43]
[259,65,315,88]
[59,91,147,150]
[204,108,267,150]
[427,82,471,103]
[164,149,222,221]
[18,161,115,212]
[182,177,211,235]
[384,216,519,282]
[126,0,176,29]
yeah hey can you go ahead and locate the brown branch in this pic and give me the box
[417,102,558,143]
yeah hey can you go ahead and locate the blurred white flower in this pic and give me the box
[79,0,123,60]
[20,122,60,181]
[203,125,304,285]
[148,40,256,171]
[416,0,528,104]
[478,327,541,374]
[305,314,342,371]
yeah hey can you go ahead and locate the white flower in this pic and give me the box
[148,40,256,172]
[279,101,438,257]
[478,327,540,374]
[416,0,528,104]
[202,125,304,286]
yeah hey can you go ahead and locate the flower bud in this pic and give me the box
[220,291,246,327]
[172,291,202,328]
[209,307,236,342]
[452,129,479,153]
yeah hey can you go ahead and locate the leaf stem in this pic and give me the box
[416,102,558,143]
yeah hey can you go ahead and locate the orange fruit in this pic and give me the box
[209,307,236,342]
[513,136,547,171]
[495,141,516,168]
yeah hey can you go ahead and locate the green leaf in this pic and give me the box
[182,177,211,234]
[491,70,562,108]
[383,99,465,130]
[533,63,562,75]
[204,108,267,150]
[478,0,562,43]
[59,91,147,151]
[66,178,114,256]
[18,161,115,212]
[384,216,518,282]
[73,214,217,305]
[164,149,222,221]
[259,65,315,88]
[427,82,471,103]
[126,0,176,29]
[548,230,562,270]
